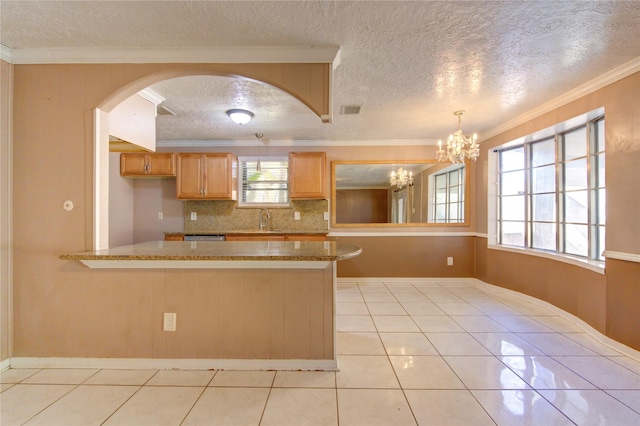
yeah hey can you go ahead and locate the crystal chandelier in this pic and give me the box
[390,167,414,189]
[436,110,479,163]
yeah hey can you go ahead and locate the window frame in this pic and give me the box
[489,110,605,272]
[430,164,466,224]
[237,156,290,208]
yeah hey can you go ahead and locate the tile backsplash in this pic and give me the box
[184,200,329,234]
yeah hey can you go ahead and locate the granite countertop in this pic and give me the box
[60,240,361,262]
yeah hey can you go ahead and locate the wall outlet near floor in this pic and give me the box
[190,212,197,220]
[447,257,454,266]
[294,211,301,220]
[163,313,177,331]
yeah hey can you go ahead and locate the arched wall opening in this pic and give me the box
[93,64,331,249]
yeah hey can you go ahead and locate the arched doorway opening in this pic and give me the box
[93,64,331,249]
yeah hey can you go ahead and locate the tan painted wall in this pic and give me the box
[7,62,639,361]
[474,72,640,349]
[605,259,640,349]
[109,152,135,246]
[335,236,475,278]
[1,60,13,362]
[475,239,607,332]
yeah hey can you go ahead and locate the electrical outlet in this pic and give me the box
[190,212,197,220]
[294,211,301,220]
[323,212,329,220]
[447,257,454,266]
[158,212,163,220]
[163,313,176,331]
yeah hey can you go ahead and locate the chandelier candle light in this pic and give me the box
[390,167,414,189]
[436,110,479,163]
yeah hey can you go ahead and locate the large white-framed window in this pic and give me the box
[493,112,605,263]
[237,156,289,207]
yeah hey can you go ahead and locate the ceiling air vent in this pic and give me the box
[340,105,362,115]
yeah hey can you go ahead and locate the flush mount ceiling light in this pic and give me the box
[436,110,479,164]
[226,109,254,125]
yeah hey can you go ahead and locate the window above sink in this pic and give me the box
[238,156,289,207]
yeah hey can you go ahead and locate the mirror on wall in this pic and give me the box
[331,160,469,227]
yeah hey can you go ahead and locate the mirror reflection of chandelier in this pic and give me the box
[390,167,414,188]
[436,110,479,164]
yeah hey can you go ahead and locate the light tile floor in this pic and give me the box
[1,279,639,425]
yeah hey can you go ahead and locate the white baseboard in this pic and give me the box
[339,277,639,362]
[4,277,637,371]
[472,279,640,362]
[8,357,338,372]
[0,358,10,372]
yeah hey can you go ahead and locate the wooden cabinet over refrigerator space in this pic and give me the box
[120,153,176,177]
[176,153,238,200]
[289,151,327,199]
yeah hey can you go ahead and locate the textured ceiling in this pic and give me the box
[2,1,640,144]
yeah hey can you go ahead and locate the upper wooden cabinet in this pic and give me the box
[289,152,327,199]
[176,153,238,200]
[120,153,176,177]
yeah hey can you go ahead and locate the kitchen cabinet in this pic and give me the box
[289,152,327,199]
[285,234,326,241]
[164,233,185,241]
[225,234,326,242]
[176,153,237,200]
[225,235,286,242]
[120,153,176,177]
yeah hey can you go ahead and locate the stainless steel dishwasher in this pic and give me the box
[184,235,225,241]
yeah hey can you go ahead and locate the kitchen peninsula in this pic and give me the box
[60,240,361,371]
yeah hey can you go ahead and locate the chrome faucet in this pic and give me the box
[259,208,271,230]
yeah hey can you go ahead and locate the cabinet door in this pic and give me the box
[120,153,148,176]
[147,153,176,176]
[203,153,237,200]
[285,234,326,241]
[225,235,286,241]
[176,154,205,199]
[164,234,185,241]
[289,152,327,199]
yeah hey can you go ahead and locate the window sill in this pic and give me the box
[487,244,605,274]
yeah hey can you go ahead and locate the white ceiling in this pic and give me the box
[2,1,640,145]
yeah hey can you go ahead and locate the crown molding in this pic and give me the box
[480,56,640,142]
[1,45,340,65]
[138,88,165,106]
[0,44,11,62]
[156,138,440,148]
